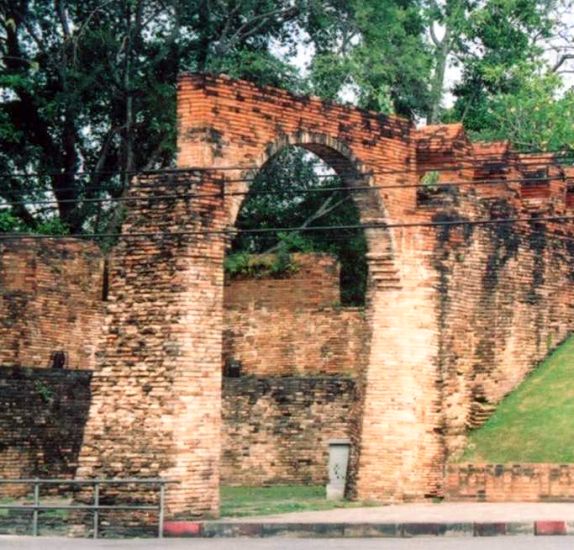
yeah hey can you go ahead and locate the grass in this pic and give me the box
[0,496,70,519]
[220,485,373,518]
[459,334,574,463]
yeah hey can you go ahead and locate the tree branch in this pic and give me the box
[430,22,442,47]
[552,53,574,72]
[215,5,298,55]
[262,193,351,254]
[54,0,71,39]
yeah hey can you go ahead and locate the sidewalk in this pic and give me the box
[234,502,574,523]
[164,502,574,538]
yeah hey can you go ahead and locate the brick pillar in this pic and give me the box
[351,227,444,501]
[76,171,226,518]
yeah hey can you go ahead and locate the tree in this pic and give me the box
[305,0,432,117]
[426,0,558,124]
[464,65,574,151]
[231,147,368,305]
[0,0,305,234]
[2,0,572,238]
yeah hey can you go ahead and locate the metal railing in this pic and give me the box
[0,478,177,538]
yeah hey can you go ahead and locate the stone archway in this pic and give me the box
[76,74,443,517]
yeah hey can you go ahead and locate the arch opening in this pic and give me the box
[220,143,375,504]
[228,144,370,306]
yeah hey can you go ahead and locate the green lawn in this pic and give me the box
[220,485,372,517]
[460,334,574,463]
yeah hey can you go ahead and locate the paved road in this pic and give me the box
[1,537,573,549]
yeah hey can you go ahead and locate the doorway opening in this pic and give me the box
[220,144,372,513]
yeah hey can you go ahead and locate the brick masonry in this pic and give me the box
[174,73,447,507]
[221,255,362,486]
[447,464,574,502]
[223,254,368,377]
[74,172,228,518]
[0,366,92,496]
[222,377,355,485]
[1,74,574,517]
[0,238,104,370]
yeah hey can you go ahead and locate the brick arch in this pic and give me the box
[225,132,396,271]
[77,74,443,519]
[175,75,442,506]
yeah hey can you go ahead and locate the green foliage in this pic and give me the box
[224,249,298,279]
[425,0,565,126]
[0,211,24,233]
[231,147,368,305]
[307,0,432,118]
[0,0,307,234]
[208,49,304,93]
[35,217,70,236]
[458,334,574,463]
[2,0,572,240]
[464,67,574,151]
[421,170,441,188]
[0,211,68,235]
[34,380,54,403]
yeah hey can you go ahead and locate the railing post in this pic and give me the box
[32,479,39,537]
[158,483,166,539]
[0,477,175,539]
[93,481,100,539]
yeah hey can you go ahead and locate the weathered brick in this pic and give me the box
[1,74,574,518]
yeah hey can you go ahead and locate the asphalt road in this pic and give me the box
[1,537,573,549]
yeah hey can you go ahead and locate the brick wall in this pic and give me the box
[1,75,570,516]
[435,220,574,455]
[0,238,104,370]
[76,74,574,515]
[223,254,368,377]
[420,143,574,455]
[0,366,92,496]
[175,73,445,506]
[222,377,355,485]
[446,464,574,501]
[0,366,354,492]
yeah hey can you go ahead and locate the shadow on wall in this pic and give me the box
[0,366,92,496]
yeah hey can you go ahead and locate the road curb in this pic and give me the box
[163,520,570,538]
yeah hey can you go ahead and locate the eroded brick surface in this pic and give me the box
[0,239,103,369]
[223,254,368,377]
[0,366,92,497]
[222,377,355,485]
[75,172,228,518]
[1,74,574,517]
[447,465,574,502]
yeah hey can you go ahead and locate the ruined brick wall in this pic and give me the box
[222,255,361,485]
[222,377,355,485]
[446,464,574,502]
[0,238,104,370]
[72,74,574,517]
[0,366,92,496]
[435,218,574,455]
[177,73,444,507]
[223,254,368,377]
[416,140,574,457]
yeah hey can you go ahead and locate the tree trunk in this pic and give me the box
[428,25,451,124]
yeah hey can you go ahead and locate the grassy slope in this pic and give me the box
[460,335,574,463]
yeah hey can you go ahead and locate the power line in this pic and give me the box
[1,161,570,202]
[3,214,574,241]
[1,152,573,185]
[1,174,571,210]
